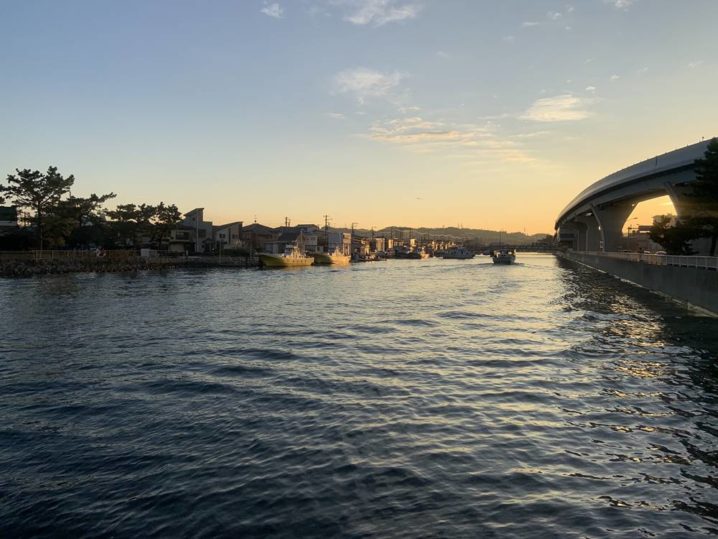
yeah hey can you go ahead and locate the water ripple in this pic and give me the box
[0,254,717,537]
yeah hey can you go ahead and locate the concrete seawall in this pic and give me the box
[559,252,718,315]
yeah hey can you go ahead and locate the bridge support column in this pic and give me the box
[664,182,712,254]
[573,213,601,251]
[664,181,694,218]
[557,223,580,250]
[592,202,634,252]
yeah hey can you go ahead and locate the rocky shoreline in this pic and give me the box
[0,258,168,277]
[0,255,259,277]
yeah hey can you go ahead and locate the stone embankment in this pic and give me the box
[0,252,260,277]
[0,257,168,277]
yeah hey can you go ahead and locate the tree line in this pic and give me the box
[0,167,182,251]
[649,139,718,256]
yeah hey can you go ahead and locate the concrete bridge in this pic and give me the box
[555,139,713,253]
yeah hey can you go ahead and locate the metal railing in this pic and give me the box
[578,251,718,270]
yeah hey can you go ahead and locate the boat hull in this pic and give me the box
[492,255,516,264]
[259,253,314,268]
[443,248,475,259]
[313,253,351,265]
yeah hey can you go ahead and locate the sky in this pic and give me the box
[1,0,717,234]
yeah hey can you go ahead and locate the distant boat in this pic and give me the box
[313,248,350,265]
[491,248,516,265]
[394,247,428,259]
[259,244,314,268]
[442,246,475,259]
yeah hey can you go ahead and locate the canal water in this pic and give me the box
[1,254,717,537]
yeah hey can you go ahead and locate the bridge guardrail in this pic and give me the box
[582,251,718,270]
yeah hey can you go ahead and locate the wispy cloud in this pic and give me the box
[367,116,535,162]
[688,60,704,69]
[370,116,470,144]
[523,7,572,29]
[610,74,620,81]
[333,67,406,103]
[326,112,346,120]
[337,0,421,27]
[261,2,284,18]
[521,94,592,122]
[514,130,552,139]
[604,0,635,9]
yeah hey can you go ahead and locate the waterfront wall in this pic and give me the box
[0,252,259,277]
[560,251,718,315]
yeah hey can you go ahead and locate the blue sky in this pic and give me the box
[2,0,716,233]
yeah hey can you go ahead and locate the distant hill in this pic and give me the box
[333,225,552,246]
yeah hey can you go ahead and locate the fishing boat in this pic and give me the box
[491,248,516,265]
[442,246,475,259]
[313,248,350,265]
[258,244,314,268]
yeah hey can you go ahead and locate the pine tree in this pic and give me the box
[687,138,718,255]
[1,167,75,250]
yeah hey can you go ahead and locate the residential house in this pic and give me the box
[0,206,18,235]
[351,235,371,257]
[263,228,315,255]
[167,226,196,253]
[181,208,214,253]
[214,221,243,250]
[324,231,351,255]
[242,223,279,252]
[370,236,387,254]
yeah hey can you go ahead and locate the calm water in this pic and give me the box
[1,254,717,538]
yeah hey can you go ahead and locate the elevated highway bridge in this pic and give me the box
[555,139,713,253]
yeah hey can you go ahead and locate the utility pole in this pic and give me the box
[323,214,330,252]
[351,222,358,258]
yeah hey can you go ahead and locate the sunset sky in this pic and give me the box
[2,0,717,233]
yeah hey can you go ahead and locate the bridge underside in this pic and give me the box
[556,167,712,254]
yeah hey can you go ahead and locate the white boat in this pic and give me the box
[442,246,475,259]
[491,248,516,264]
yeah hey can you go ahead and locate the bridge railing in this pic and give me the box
[586,251,718,270]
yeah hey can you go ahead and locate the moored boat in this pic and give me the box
[313,248,351,265]
[259,245,314,268]
[442,246,475,259]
